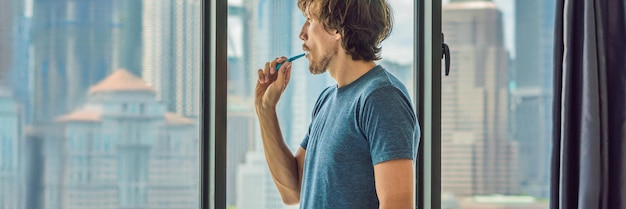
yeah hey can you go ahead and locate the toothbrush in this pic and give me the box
[275,53,306,71]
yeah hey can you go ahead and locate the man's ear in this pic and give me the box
[333,30,341,40]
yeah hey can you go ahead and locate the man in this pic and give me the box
[254,0,419,208]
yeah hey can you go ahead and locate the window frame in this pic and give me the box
[416,0,442,209]
[201,0,228,208]
[205,0,443,208]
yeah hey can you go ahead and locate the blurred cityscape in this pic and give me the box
[0,0,200,208]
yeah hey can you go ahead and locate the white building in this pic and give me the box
[54,69,198,209]
[237,151,298,209]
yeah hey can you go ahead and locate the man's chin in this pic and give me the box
[308,66,326,75]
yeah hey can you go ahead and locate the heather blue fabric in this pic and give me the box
[299,65,420,209]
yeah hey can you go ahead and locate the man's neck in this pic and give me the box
[327,53,377,88]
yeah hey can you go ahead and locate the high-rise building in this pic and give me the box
[142,0,201,118]
[441,0,518,197]
[116,0,144,77]
[0,87,24,209]
[226,101,255,206]
[236,151,288,209]
[511,0,554,198]
[0,0,12,83]
[50,69,198,209]
[30,0,116,122]
[9,0,32,123]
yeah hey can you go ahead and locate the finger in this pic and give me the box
[284,63,292,86]
[276,62,292,88]
[271,57,287,74]
[257,69,264,83]
[264,62,271,82]
[269,58,278,75]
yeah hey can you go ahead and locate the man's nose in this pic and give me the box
[299,24,308,41]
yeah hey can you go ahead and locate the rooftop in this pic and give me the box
[88,69,156,94]
[56,110,101,122]
[165,112,195,125]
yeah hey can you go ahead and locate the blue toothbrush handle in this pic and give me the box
[276,63,286,71]
[275,53,306,71]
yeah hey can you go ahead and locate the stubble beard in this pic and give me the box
[308,45,337,75]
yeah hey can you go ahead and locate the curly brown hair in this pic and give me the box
[297,0,393,61]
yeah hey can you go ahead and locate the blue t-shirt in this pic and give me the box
[299,65,420,209]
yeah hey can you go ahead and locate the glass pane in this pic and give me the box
[0,0,201,208]
[227,0,415,208]
[440,0,553,208]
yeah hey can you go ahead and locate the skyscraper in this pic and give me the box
[441,0,518,197]
[0,87,24,209]
[9,0,32,123]
[116,0,144,77]
[142,0,201,118]
[512,0,554,198]
[30,0,117,123]
[0,0,12,83]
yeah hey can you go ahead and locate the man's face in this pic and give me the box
[299,8,340,74]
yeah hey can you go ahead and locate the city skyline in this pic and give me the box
[0,1,202,208]
[441,0,519,197]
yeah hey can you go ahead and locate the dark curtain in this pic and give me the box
[551,0,626,209]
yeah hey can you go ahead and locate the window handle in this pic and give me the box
[442,33,451,76]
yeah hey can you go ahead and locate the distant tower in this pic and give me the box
[116,0,144,77]
[511,0,554,198]
[0,87,24,209]
[0,0,12,83]
[441,0,518,197]
[142,0,201,117]
[30,0,117,122]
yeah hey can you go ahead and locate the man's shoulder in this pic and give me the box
[358,66,410,99]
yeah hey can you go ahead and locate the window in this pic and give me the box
[1,0,201,208]
[439,0,553,208]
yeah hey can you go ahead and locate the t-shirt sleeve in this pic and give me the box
[300,125,310,150]
[361,86,420,165]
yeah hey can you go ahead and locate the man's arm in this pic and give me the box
[257,109,306,205]
[255,57,305,205]
[374,159,414,209]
